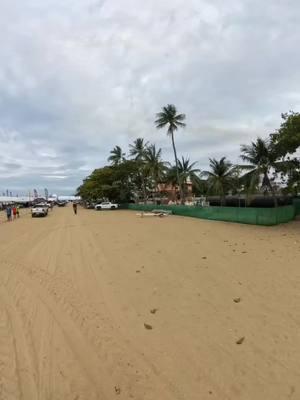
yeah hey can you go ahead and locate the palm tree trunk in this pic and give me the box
[264,172,278,207]
[141,174,147,203]
[182,184,185,204]
[182,181,187,204]
[154,179,160,204]
[137,161,146,203]
[170,130,183,204]
[246,191,251,207]
[220,193,225,206]
[219,186,225,206]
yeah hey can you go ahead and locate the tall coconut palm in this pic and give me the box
[155,104,186,202]
[240,137,280,206]
[144,144,166,196]
[108,145,125,166]
[129,138,149,202]
[202,157,236,205]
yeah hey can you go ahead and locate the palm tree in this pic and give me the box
[239,170,260,206]
[166,157,200,203]
[129,138,149,160]
[108,146,125,166]
[155,104,186,202]
[129,138,149,202]
[178,157,200,203]
[202,157,236,205]
[144,144,167,197]
[240,137,280,206]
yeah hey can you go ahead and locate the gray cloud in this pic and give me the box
[0,0,300,194]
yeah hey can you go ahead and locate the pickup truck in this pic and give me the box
[31,204,48,217]
[94,201,118,210]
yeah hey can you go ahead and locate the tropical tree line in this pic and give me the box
[77,107,300,206]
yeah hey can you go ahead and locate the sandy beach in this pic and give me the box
[0,205,299,399]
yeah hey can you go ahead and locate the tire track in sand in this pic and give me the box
[74,221,186,400]
[0,286,38,400]
[0,260,114,399]
[0,303,22,400]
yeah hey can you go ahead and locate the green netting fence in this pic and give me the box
[127,204,296,226]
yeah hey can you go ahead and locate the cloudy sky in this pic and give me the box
[0,0,300,195]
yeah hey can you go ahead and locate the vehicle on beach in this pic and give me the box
[57,200,67,207]
[31,204,48,217]
[84,202,95,209]
[34,202,50,209]
[94,201,118,210]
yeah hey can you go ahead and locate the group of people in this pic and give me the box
[6,205,20,221]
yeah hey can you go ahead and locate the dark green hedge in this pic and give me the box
[293,199,300,216]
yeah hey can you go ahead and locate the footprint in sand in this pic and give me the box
[236,337,245,345]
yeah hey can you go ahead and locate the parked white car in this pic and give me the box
[31,204,48,217]
[95,201,118,210]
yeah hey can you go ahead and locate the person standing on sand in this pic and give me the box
[16,205,20,218]
[12,206,17,220]
[6,206,12,222]
[73,202,77,215]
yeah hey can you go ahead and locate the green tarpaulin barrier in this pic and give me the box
[128,204,296,226]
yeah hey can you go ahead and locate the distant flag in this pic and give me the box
[44,188,49,200]
[6,189,9,196]
[33,189,38,198]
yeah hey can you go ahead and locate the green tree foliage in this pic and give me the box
[202,157,236,205]
[271,111,300,156]
[144,144,167,195]
[108,145,125,165]
[166,157,200,202]
[270,112,300,193]
[78,110,300,207]
[240,138,281,206]
[77,161,138,203]
[178,157,200,202]
[191,178,209,196]
[277,157,300,195]
[78,141,168,204]
[129,138,148,160]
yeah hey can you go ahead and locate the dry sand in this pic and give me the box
[0,206,300,399]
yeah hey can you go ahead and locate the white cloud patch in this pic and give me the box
[0,0,300,194]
